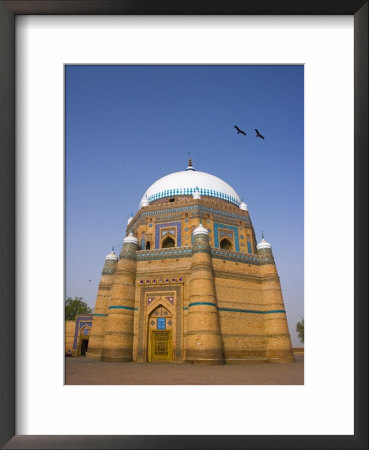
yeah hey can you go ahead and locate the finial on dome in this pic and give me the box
[262,230,264,239]
[186,153,195,171]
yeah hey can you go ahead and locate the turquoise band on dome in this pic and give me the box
[147,188,240,206]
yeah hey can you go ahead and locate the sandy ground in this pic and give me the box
[65,354,303,385]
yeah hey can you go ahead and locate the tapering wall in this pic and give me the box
[258,247,294,362]
[101,241,138,362]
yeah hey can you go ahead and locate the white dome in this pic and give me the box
[239,201,248,211]
[141,195,149,207]
[193,222,209,236]
[105,250,118,261]
[257,238,272,250]
[123,232,139,245]
[139,167,241,208]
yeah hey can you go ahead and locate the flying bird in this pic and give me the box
[255,129,265,139]
[234,125,246,136]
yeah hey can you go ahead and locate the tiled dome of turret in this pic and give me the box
[139,159,241,208]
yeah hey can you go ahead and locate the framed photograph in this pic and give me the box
[0,1,367,449]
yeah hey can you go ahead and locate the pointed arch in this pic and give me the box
[162,236,175,248]
[220,237,233,250]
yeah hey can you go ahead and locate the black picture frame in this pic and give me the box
[0,1,367,449]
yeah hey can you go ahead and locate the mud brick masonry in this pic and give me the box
[81,159,294,363]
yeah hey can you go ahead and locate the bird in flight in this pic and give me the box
[255,129,265,139]
[234,125,246,136]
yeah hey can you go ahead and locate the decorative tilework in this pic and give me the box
[214,223,239,251]
[142,205,249,223]
[157,318,166,329]
[211,248,259,265]
[72,315,93,349]
[137,247,192,261]
[155,222,182,248]
[148,188,240,206]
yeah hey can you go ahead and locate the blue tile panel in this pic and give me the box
[155,222,182,248]
[72,315,93,349]
[213,223,239,251]
[93,313,108,317]
[157,317,166,329]
[147,188,240,206]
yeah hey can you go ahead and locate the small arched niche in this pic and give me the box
[220,238,233,250]
[162,236,175,248]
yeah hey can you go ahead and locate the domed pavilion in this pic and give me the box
[87,159,294,364]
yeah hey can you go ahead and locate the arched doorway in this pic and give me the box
[220,237,233,250]
[161,236,175,248]
[79,324,90,356]
[148,305,173,362]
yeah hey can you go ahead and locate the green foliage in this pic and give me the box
[296,319,304,343]
[65,296,92,320]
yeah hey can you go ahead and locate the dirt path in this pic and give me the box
[65,354,303,385]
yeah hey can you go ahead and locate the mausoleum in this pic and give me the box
[86,159,294,363]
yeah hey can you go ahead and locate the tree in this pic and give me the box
[65,296,92,320]
[296,319,304,344]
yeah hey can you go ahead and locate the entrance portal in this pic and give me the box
[150,331,172,362]
[81,339,89,356]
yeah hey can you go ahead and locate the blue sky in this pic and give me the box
[66,65,304,347]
